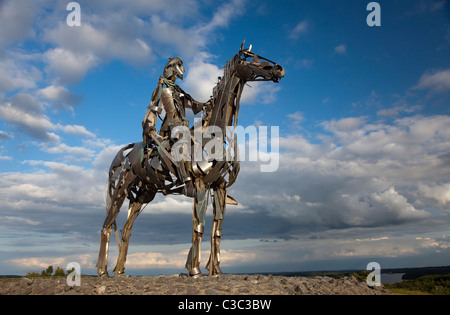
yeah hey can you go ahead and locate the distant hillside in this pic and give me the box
[386,274,450,295]
[381,266,450,280]
[244,265,450,281]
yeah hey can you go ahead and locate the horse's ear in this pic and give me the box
[240,40,245,52]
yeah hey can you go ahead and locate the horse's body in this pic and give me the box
[96,42,284,277]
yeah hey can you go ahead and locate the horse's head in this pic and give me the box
[235,42,285,83]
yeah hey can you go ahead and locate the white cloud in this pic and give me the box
[2,159,108,212]
[55,124,96,138]
[1,0,449,275]
[1,216,40,226]
[0,0,36,45]
[182,52,281,106]
[232,113,450,231]
[46,21,155,67]
[298,59,314,69]
[87,0,199,22]
[0,98,59,142]
[0,53,41,93]
[366,186,430,223]
[287,111,305,129]
[125,250,187,269]
[38,85,81,110]
[287,111,304,124]
[9,257,67,270]
[44,48,99,85]
[418,182,450,210]
[414,69,450,93]
[149,16,203,58]
[182,53,223,101]
[40,143,95,162]
[335,44,347,54]
[2,112,450,274]
[241,81,281,105]
[0,93,95,141]
[289,21,309,39]
[323,116,366,133]
[196,0,247,35]
[146,196,194,215]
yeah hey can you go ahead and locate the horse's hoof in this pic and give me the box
[189,267,202,277]
[97,270,109,278]
[114,271,128,278]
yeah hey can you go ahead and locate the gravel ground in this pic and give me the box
[0,274,392,295]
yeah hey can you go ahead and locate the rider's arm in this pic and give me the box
[142,79,164,142]
[182,93,212,115]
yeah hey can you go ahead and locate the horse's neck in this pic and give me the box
[207,55,244,132]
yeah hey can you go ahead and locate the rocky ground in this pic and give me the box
[0,274,392,295]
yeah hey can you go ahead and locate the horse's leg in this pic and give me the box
[96,194,128,277]
[96,201,125,277]
[113,190,156,276]
[96,170,134,277]
[113,200,142,276]
[206,181,226,276]
[185,179,208,277]
[96,225,112,277]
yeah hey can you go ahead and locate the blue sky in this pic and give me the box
[1,0,450,276]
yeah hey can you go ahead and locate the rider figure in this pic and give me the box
[142,57,209,194]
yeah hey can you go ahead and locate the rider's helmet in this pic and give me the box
[163,57,184,81]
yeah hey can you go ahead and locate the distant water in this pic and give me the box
[381,273,405,284]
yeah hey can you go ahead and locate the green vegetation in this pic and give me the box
[349,270,371,282]
[385,274,450,295]
[25,265,67,278]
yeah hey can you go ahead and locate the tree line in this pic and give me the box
[25,265,67,278]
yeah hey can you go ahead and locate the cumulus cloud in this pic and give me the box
[38,85,81,110]
[182,52,281,106]
[46,21,155,67]
[39,0,245,85]
[0,52,41,93]
[1,0,449,275]
[230,113,450,235]
[182,53,223,101]
[0,0,36,45]
[0,142,120,221]
[418,182,450,211]
[2,112,450,274]
[0,95,59,142]
[44,48,99,85]
[0,93,96,142]
[54,124,96,138]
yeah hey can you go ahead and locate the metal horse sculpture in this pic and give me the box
[96,42,284,277]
